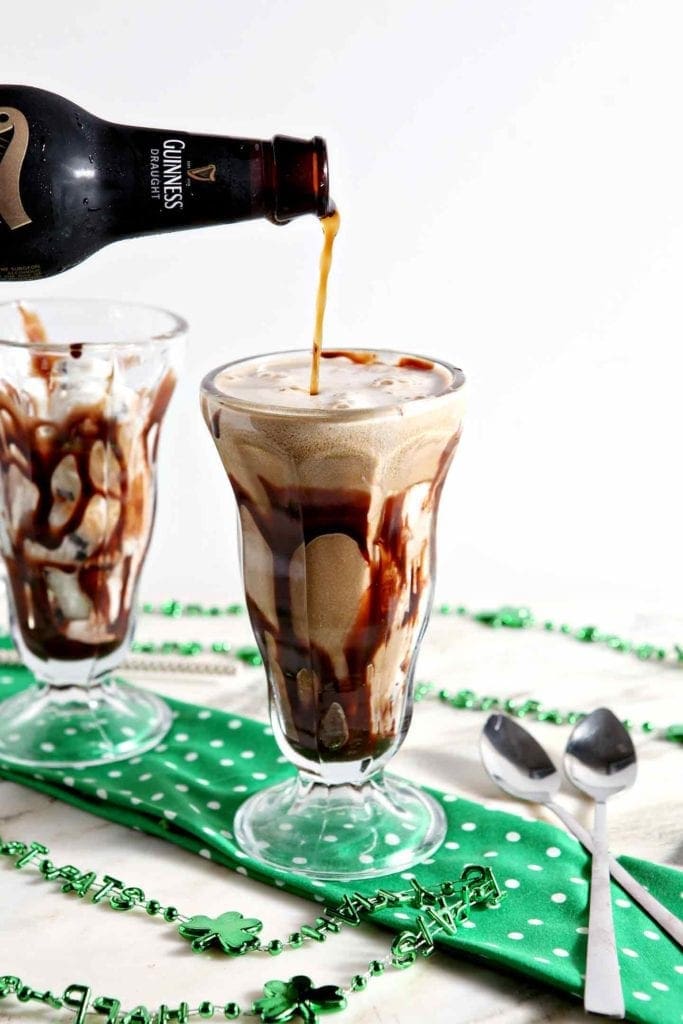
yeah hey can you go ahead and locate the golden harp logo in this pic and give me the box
[188,163,217,183]
[0,106,32,230]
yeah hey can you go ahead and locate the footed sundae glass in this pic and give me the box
[0,299,185,768]
[201,349,465,879]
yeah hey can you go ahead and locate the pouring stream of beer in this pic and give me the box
[309,207,341,395]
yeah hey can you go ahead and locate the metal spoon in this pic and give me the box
[480,714,682,948]
[564,708,636,1018]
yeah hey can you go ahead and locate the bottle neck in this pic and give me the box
[114,126,330,235]
[265,135,330,223]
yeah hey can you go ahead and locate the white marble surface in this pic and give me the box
[0,602,681,1023]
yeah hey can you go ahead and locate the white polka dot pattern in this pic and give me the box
[0,667,679,1024]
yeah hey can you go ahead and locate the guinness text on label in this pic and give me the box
[162,138,185,210]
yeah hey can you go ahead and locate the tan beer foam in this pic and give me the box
[213,350,454,410]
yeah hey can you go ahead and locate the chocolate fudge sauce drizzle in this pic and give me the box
[17,303,59,380]
[0,352,175,661]
[229,421,461,765]
[320,349,376,366]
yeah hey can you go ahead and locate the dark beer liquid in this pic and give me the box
[309,207,340,395]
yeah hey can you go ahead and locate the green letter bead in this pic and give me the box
[157,1003,190,1023]
[1,841,27,857]
[0,977,22,998]
[111,887,146,911]
[327,895,364,926]
[121,1007,151,1024]
[390,931,419,968]
[424,903,457,937]
[92,996,122,1022]
[92,876,123,903]
[14,842,48,868]
[62,984,92,1024]
[61,870,97,898]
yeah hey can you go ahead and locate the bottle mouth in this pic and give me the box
[271,134,332,223]
[312,135,332,218]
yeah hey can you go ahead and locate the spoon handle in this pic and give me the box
[547,801,683,948]
[584,801,625,1017]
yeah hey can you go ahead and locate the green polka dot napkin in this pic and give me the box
[0,667,681,1023]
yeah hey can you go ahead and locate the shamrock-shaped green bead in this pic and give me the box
[252,975,346,1023]
[177,911,263,954]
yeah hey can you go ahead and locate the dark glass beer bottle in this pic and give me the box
[0,85,331,281]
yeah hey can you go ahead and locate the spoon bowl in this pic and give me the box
[564,707,637,802]
[480,713,561,803]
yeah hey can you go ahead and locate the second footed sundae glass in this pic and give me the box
[0,299,185,768]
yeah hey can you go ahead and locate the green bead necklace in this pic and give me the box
[1,599,680,740]
[0,833,502,1023]
[140,596,683,666]
[134,600,683,743]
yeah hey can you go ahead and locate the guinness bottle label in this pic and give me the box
[0,107,32,230]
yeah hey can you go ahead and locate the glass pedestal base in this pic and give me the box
[234,771,446,880]
[0,677,172,769]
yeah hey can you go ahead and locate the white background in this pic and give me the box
[3,0,683,616]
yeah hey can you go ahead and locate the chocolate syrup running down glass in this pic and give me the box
[230,433,459,763]
[0,309,176,663]
[202,349,466,779]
